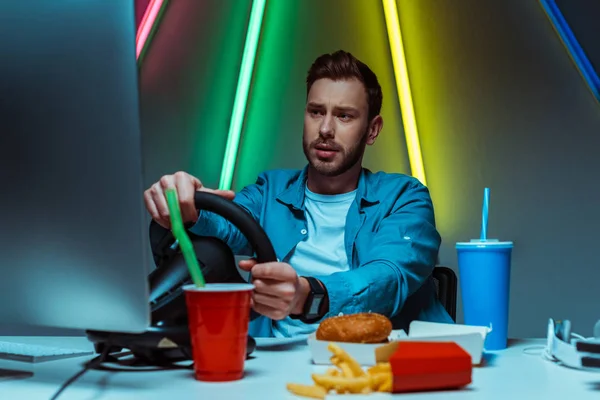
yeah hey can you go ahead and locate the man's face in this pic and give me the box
[302,78,378,177]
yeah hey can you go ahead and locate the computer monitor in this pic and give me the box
[0,2,150,334]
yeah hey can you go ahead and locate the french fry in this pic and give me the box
[327,343,365,377]
[369,372,391,391]
[378,376,393,392]
[286,342,394,398]
[286,383,327,399]
[313,375,370,394]
[367,362,391,375]
[310,373,334,391]
[338,361,354,378]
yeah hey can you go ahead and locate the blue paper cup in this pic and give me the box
[456,240,513,350]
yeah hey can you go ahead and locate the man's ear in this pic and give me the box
[366,115,383,145]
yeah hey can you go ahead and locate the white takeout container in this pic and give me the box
[307,320,491,366]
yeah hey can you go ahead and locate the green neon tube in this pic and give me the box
[218,0,267,191]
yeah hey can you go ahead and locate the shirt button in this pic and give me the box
[300,229,307,235]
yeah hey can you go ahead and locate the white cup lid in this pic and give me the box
[456,239,513,248]
[182,283,255,292]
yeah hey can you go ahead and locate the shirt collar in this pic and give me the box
[276,165,379,210]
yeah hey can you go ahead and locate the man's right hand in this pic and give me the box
[143,171,235,229]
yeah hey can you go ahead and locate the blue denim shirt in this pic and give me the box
[190,166,453,336]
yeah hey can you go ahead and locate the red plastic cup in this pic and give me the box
[183,283,254,382]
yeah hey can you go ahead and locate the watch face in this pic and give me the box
[308,294,324,317]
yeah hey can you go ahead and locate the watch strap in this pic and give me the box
[290,277,326,323]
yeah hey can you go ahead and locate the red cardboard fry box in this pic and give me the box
[389,341,472,393]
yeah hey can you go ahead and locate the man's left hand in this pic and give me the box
[238,259,309,320]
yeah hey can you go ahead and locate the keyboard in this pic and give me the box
[0,341,94,363]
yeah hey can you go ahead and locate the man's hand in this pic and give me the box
[238,259,310,320]
[143,171,235,229]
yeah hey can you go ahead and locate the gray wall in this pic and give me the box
[412,0,600,337]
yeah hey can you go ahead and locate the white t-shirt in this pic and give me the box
[272,187,357,338]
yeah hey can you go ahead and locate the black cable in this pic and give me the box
[93,361,192,372]
[49,346,193,399]
[93,351,193,372]
[48,345,111,400]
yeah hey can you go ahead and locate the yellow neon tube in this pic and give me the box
[382,0,427,186]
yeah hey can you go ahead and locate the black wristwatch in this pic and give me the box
[290,277,327,323]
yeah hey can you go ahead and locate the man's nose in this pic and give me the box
[319,115,334,138]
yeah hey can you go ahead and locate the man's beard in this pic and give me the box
[303,131,368,177]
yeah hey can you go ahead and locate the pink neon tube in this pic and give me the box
[136,0,164,59]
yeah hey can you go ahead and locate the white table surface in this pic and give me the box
[0,336,599,400]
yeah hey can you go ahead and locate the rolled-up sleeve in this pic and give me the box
[315,181,440,319]
[188,175,266,254]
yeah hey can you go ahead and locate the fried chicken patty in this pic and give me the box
[316,313,393,343]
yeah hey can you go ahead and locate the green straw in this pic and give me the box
[165,188,205,287]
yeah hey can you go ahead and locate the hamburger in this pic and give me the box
[316,312,393,344]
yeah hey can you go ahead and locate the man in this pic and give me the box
[144,50,453,338]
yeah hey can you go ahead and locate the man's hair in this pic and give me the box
[306,50,383,121]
